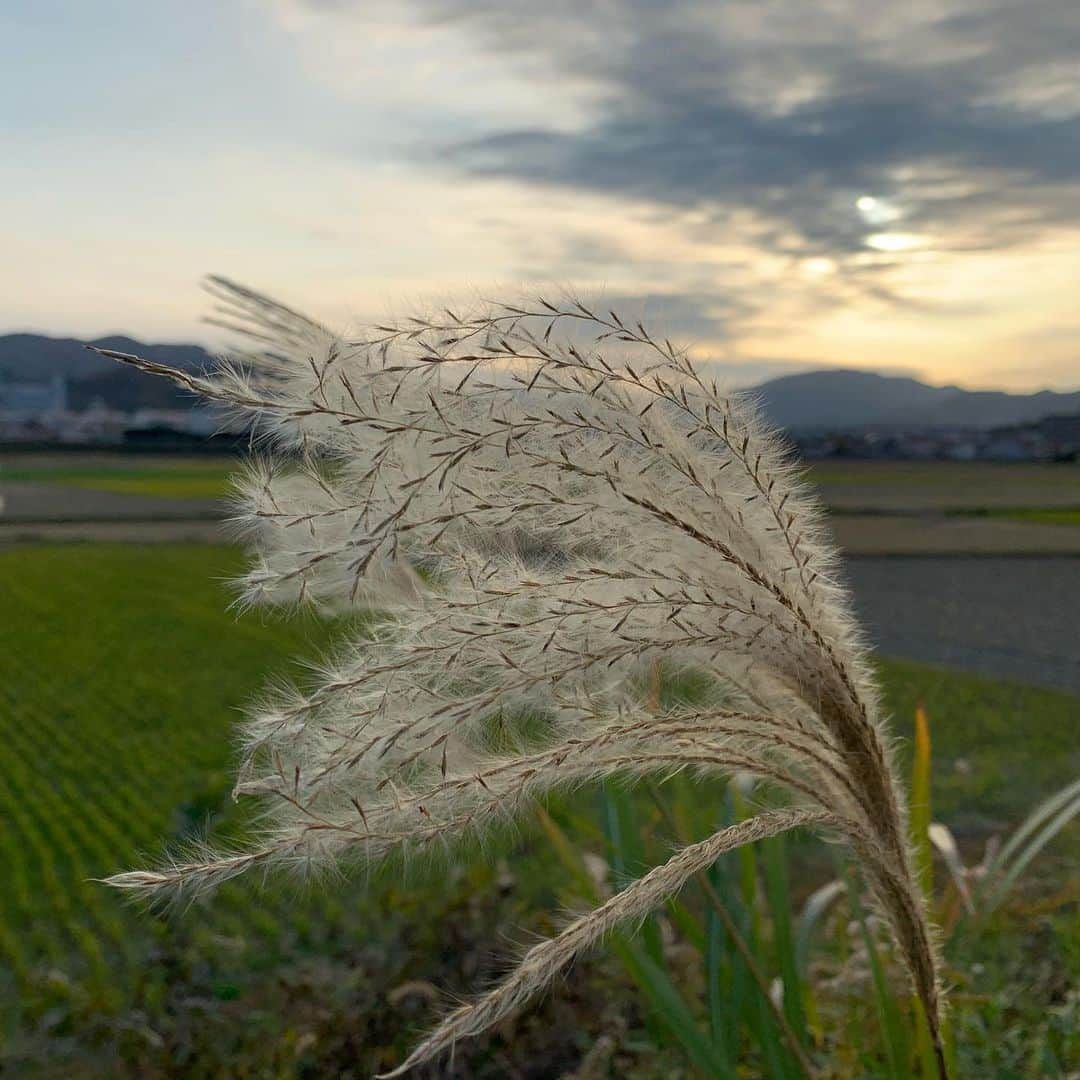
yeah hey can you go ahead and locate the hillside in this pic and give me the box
[752,368,1080,430]
[0,333,213,412]
[0,333,211,381]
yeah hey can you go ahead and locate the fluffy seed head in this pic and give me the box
[96,277,947,1077]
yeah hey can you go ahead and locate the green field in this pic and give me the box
[807,460,1080,515]
[976,506,1080,526]
[0,547,334,996]
[0,457,234,499]
[807,460,1079,494]
[1,544,1077,1076]
[4,456,1078,514]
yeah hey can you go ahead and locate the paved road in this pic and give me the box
[844,556,1080,693]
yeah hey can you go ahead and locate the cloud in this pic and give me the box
[320,2,1076,259]
[264,0,1080,390]
[400,0,1080,263]
[4,1,1077,390]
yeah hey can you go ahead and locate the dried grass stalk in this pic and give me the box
[95,278,947,1077]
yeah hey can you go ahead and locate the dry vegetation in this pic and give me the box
[95,280,949,1075]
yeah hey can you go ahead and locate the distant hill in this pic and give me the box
[752,369,1080,431]
[4,334,1078,429]
[0,333,213,412]
[64,368,194,412]
[0,333,212,381]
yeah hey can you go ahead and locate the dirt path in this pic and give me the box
[0,481,221,521]
[0,519,226,545]
[829,514,1080,555]
[4,480,1080,555]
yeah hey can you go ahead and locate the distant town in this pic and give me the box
[793,414,1080,463]
[0,373,234,450]
[1,335,1078,462]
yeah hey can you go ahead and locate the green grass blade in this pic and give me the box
[977,776,1080,894]
[995,777,1080,869]
[715,840,793,1078]
[666,895,707,952]
[612,937,733,1077]
[842,863,909,1080]
[728,789,805,1079]
[600,780,665,964]
[762,832,811,1052]
[538,804,729,1076]
[705,862,735,1066]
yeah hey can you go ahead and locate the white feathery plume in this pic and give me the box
[95,278,947,1078]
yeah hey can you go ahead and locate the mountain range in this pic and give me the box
[0,333,210,412]
[2,332,1077,430]
[751,368,1080,431]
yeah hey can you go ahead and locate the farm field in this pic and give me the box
[807,460,1080,512]
[0,454,235,500]
[4,454,1079,560]
[0,543,1077,1076]
[3,454,1078,512]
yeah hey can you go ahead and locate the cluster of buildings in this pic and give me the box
[0,376,227,446]
[793,414,1080,462]
[4,373,1079,461]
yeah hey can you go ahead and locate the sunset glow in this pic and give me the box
[1,1,1078,391]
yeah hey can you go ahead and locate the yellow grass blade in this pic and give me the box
[911,703,933,900]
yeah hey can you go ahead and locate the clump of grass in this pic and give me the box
[95,278,947,1076]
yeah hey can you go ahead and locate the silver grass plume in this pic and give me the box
[96,278,947,1078]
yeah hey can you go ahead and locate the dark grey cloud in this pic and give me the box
[289,0,1080,388]
[392,0,1080,262]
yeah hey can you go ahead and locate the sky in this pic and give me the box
[2,0,1079,391]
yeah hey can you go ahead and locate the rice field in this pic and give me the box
[4,454,1078,512]
[1,544,1077,1074]
[807,460,1080,513]
[0,546,340,1008]
[0,456,234,499]
[982,506,1080,526]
